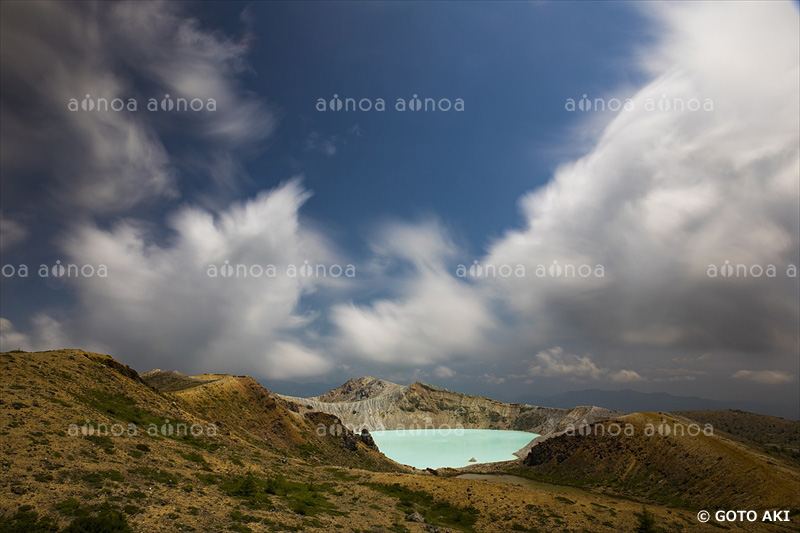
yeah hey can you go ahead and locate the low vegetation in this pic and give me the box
[222,472,346,517]
[364,482,479,531]
[2,349,796,532]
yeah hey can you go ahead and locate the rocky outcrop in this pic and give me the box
[360,428,376,449]
[314,376,404,402]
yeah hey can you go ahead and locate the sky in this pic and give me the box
[1,1,798,417]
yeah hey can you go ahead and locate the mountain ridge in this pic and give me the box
[279,378,621,443]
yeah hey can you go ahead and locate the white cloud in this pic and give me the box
[0,315,69,353]
[332,221,496,366]
[0,211,28,251]
[434,365,456,379]
[609,369,645,383]
[109,1,275,146]
[36,180,338,378]
[527,347,644,384]
[483,1,799,357]
[304,132,340,156]
[648,368,706,382]
[3,2,797,395]
[318,3,799,384]
[528,347,603,380]
[0,318,29,352]
[480,373,507,385]
[268,342,333,380]
[732,370,795,385]
[327,1,798,380]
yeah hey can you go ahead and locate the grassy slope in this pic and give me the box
[517,412,800,511]
[673,410,800,462]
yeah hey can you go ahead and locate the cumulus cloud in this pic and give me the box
[526,347,643,384]
[484,1,799,358]
[332,221,496,366]
[0,315,69,353]
[29,180,339,378]
[528,347,603,380]
[325,2,797,386]
[2,1,797,396]
[732,370,795,385]
[480,374,507,385]
[434,365,456,379]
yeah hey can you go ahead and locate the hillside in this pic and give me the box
[1,349,796,532]
[139,369,218,392]
[281,380,620,444]
[0,349,410,532]
[517,412,800,511]
[673,410,800,461]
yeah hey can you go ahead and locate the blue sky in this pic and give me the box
[1,1,798,417]
[235,1,651,246]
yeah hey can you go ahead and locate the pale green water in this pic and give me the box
[370,429,538,469]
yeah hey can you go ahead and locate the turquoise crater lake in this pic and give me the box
[369,429,538,469]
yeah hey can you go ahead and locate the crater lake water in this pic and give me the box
[369,429,538,469]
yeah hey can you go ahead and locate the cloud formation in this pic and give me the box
[1,2,797,392]
[483,1,798,358]
[4,180,342,378]
[0,1,274,216]
[326,1,798,385]
[527,347,642,383]
[0,211,27,251]
[732,370,795,385]
[332,221,497,366]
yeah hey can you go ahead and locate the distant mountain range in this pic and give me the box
[515,389,799,420]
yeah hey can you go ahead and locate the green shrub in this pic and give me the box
[0,505,58,533]
[62,504,132,533]
[54,498,86,517]
[179,451,205,464]
[222,472,342,516]
[81,470,124,489]
[126,490,146,501]
[634,507,661,533]
[121,505,141,516]
[84,435,115,454]
[127,466,177,485]
[75,390,161,427]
